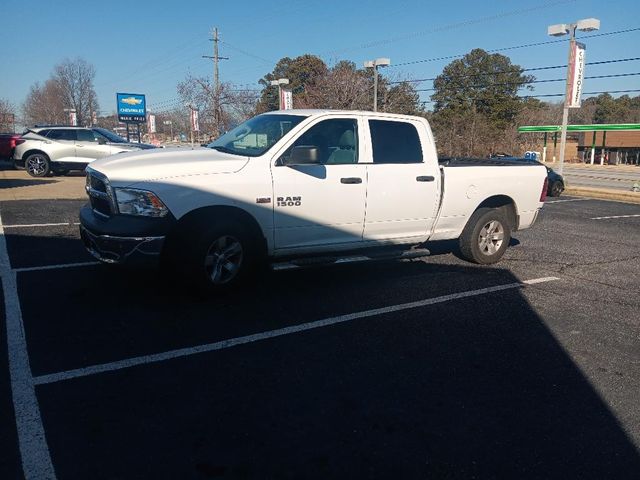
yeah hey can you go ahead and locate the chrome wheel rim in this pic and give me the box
[478,220,504,255]
[26,155,47,176]
[204,235,243,285]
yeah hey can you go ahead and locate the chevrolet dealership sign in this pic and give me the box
[117,93,146,122]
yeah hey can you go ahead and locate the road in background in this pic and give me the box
[542,162,640,192]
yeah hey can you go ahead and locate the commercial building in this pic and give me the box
[518,124,640,165]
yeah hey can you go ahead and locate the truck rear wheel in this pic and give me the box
[459,207,511,264]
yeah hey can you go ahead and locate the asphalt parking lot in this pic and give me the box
[1,196,640,479]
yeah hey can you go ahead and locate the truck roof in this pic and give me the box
[264,109,426,121]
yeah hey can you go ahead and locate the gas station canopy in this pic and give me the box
[518,124,640,133]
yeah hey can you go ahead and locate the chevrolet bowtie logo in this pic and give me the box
[121,97,142,106]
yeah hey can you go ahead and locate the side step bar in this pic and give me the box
[271,247,431,271]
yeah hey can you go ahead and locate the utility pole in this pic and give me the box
[202,27,228,136]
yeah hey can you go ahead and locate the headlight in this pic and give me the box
[114,188,168,217]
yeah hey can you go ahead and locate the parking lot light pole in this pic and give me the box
[547,18,600,175]
[364,58,390,112]
[270,78,290,110]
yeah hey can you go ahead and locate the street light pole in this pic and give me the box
[364,58,390,112]
[270,78,290,109]
[556,25,576,177]
[548,18,600,176]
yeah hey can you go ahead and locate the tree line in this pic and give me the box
[4,50,640,156]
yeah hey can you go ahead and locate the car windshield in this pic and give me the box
[93,128,127,143]
[208,114,306,157]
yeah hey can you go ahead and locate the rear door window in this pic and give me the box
[77,129,98,142]
[47,129,77,141]
[368,120,423,164]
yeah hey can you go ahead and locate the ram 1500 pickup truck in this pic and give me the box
[80,110,547,291]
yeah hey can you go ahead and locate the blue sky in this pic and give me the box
[1,0,638,115]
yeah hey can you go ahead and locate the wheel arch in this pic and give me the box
[473,195,518,231]
[22,149,51,161]
[170,205,268,257]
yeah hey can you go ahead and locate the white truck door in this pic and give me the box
[363,118,440,241]
[271,117,367,250]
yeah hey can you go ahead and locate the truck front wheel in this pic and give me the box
[459,207,511,264]
[173,217,260,293]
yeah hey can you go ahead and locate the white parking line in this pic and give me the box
[0,211,57,479]
[14,261,100,273]
[33,276,559,386]
[545,198,593,204]
[590,214,640,220]
[3,222,80,229]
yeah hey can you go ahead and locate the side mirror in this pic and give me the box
[284,145,320,166]
[97,137,107,145]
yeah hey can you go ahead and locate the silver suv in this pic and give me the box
[14,126,155,177]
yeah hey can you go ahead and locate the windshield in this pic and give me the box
[208,114,306,157]
[93,128,127,143]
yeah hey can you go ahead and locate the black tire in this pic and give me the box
[459,207,511,264]
[549,180,564,197]
[169,217,261,293]
[25,153,50,177]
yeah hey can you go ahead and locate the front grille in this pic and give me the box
[86,171,113,216]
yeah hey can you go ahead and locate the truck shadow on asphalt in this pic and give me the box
[0,178,57,189]
[7,232,640,479]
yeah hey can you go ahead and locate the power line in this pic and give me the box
[390,27,640,68]
[325,0,579,57]
[414,71,640,92]
[524,89,640,98]
[421,88,640,103]
[389,56,640,85]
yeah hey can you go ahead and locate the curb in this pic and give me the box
[565,186,640,204]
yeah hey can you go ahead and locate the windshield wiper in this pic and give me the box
[209,145,238,154]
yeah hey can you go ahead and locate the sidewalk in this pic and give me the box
[0,163,86,201]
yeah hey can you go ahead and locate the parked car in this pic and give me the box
[14,126,156,177]
[81,109,547,292]
[0,133,20,161]
[545,166,565,197]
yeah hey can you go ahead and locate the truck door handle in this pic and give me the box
[416,176,435,182]
[341,177,362,184]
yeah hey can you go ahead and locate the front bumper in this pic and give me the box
[80,225,165,266]
[79,204,175,266]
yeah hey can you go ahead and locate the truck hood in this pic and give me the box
[89,147,250,184]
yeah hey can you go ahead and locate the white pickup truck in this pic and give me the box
[80,110,547,291]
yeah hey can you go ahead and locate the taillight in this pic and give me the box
[540,176,549,202]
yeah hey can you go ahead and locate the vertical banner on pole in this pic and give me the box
[190,109,200,132]
[69,111,77,126]
[280,89,293,110]
[148,114,156,133]
[567,42,586,108]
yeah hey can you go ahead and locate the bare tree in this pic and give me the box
[53,57,99,126]
[299,61,371,110]
[177,75,258,137]
[0,98,16,131]
[22,79,67,126]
